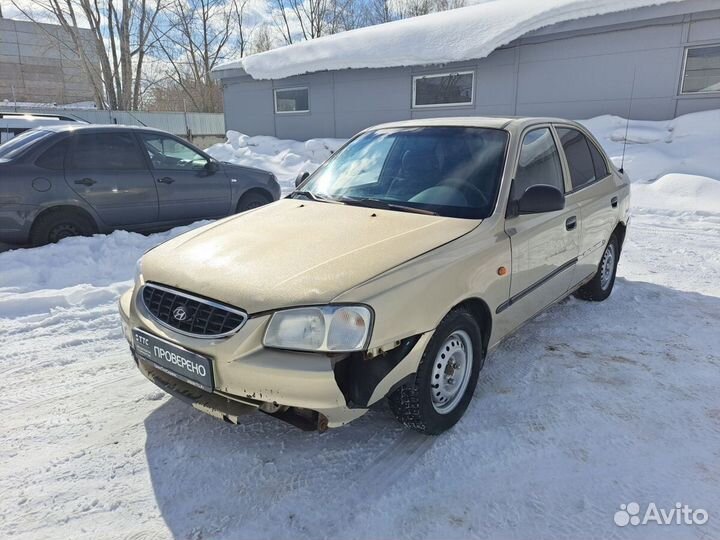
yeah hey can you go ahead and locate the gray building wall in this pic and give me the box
[0,18,97,105]
[218,0,720,140]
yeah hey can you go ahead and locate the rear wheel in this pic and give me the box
[388,308,483,435]
[236,191,272,213]
[30,210,95,246]
[575,233,619,301]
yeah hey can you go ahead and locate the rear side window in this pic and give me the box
[36,138,69,170]
[69,132,146,170]
[557,128,596,190]
[587,138,609,180]
[512,127,565,200]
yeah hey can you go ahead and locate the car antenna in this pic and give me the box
[619,68,637,175]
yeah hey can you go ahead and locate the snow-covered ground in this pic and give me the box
[1,111,719,539]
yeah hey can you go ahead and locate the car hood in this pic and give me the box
[220,161,271,177]
[141,198,479,313]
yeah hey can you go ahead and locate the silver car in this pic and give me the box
[0,124,281,246]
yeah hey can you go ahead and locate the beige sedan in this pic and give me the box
[119,117,630,435]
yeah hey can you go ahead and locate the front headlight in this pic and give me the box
[263,305,373,353]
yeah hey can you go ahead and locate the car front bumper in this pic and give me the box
[118,288,431,429]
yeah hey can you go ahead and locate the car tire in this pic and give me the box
[236,191,272,213]
[575,233,619,302]
[388,308,483,435]
[30,210,96,246]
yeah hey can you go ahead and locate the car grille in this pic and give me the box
[140,283,247,338]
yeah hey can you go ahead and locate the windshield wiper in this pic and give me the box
[290,191,341,204]
[334,196,438,216]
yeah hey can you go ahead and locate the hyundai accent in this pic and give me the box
[119,117,630,434]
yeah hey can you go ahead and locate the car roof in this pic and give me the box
[365,116,581,132]
[40,123,170,134]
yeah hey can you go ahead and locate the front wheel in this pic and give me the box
[575,233,619,301]
[388,308,483,435]
[236,191,272,213]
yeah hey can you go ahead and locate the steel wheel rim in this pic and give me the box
[600,242,616,290]
[430,330,473,414]
[49,223,80,243]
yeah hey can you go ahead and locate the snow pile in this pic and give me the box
[218,0,685,79]
[206,130,344,189]
[0,223,204,318]
[580,110,720,218]
[630,174,720,218]
[580,109,720,183]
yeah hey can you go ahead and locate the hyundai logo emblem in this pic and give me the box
[173,306,188,321]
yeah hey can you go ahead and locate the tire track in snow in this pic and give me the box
[0,370,137,414]
[297,429,436,539]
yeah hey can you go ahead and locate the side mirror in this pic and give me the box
[517,184,565,214]
[295,171,309,188]
[205,160,219,173]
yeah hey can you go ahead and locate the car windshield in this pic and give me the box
[0,129,52,160]
[294,127,508,219]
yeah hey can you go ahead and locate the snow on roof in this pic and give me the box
[216,0,686,80]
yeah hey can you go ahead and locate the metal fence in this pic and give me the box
[0,106,225,139]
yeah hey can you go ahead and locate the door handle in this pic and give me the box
[74,178,96,186]
[611,196,618,208]
[565,216,577,231]
[157,177,175,184]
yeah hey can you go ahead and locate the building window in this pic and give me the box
[412,71,474,108]
[274,87,309,113]
[681,44,720,94]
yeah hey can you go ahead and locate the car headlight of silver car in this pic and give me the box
[263,305,373,353]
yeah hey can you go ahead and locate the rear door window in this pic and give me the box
[556,127,597,190]
[587,138,609,180]
[36,138,70,170]
[68,132,146,170]
[512,127,565,201]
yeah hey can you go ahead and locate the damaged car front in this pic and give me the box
[118,122,510,432]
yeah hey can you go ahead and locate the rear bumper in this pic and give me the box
[119,288,393,429]
[0,204,34,244]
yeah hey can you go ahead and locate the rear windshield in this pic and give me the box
[0,129,53,160]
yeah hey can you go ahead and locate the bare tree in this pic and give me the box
[13,0,162,110]
[329,0,368,33]
[396,0,431,19]
[267,0,466,45]
[233,0,251,59]
[367,0,393,25]
[251,24,274,53]
[271,0,331,43]
[152,0,234,112]
[271,0,295,44]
